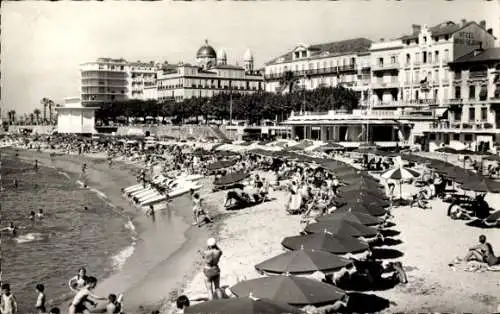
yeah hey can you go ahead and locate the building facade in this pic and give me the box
[155,40,264,102]
[56,97,97,134]
[80,58,158,107]
[263,38,373,96]
[278,20,499,150]
[368,20,496,109]
[425,47,500,151]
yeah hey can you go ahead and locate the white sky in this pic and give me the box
[1,0,499,114]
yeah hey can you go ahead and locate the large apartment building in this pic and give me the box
[80,58,157,107]
[276,19,499,151]
[263,38,373,97]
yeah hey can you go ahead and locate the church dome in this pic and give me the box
[243,48,254,61]
[197,40,217,59]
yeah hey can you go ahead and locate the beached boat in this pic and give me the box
[138,180,203,207]
[122,175,166,194]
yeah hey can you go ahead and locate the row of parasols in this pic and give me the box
[186,160,398,314]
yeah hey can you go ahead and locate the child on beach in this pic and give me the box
[0,283,18,314]
[192,193,213,227]
[35,284,46,314]
[68,276,106,314]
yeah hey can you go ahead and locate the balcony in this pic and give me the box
[429,121,495,132]
[445,98,464,105]
[469,71,487,79]
[372,78,400,89]
[338,64,356,72]
[372,62,400,71]
[453,74,462,81]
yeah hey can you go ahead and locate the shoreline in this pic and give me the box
[6,148,224,313]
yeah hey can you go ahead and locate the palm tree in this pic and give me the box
[48,100,54,124]
[33,109,41,125]
[41,98,50,123]
[8,110,16,125]
[29,113,35,125]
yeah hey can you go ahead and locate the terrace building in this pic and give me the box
[263,38,373,99]
[155,40,264,102]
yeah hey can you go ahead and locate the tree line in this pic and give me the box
[96,86,360,125]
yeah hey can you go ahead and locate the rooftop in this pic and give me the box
[450,47,500,64]
[211,64,245,71]
[400,21,491,41]
[265,38,372,66]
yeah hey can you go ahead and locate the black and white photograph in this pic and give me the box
[1,0,500,313]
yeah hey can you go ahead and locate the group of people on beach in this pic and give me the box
[0,267,123,314]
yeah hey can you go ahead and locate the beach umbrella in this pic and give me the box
[214,172,250,186]
[230,275,345,306]
[485,210,500,223]
[304,220,378,238]
[315,211,382,226]
[207,160,237,171]
[483,155,500,162]
[381,166,420,199]
[282,233,369,255]
[338,189,389,201]
[314,142,345,152]
[184,297,303,314]
[435,147,459,154]
[337,198,390,212]
[461,178,500,193]
[338,196,391,211]
[255,249,352,276]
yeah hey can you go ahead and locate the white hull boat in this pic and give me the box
[139,181,203,207]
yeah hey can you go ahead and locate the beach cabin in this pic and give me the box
[55,97,98,134]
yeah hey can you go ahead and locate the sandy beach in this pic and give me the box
[174,154,500,313]
[9,147,500,313]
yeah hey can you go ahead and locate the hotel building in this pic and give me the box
[155,40,264,102]
[263,38,373,98]
[278,20,498,150]
[80,58,158,107]
[425,47,500,151]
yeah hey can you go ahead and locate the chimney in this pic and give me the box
[461,19,467,26]
[487,28,493,35]
[412,24,421,35]
[479,20,486,29]
[380,38,385,42]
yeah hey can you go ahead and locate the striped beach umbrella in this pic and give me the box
[381,167,420,181]
[381,166,420,200]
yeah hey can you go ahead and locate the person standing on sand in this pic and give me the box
[200,238,223,300]
[0,283,18,314]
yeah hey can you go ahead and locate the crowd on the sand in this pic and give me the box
[1,133,500,313]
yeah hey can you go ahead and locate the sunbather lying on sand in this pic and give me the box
[447,200,473,220]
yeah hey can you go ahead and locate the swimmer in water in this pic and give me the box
[13,178,18,189]
[29,211,36,221]
[84,206,88,211]
[37,209,44,219]
[1,222,17,237]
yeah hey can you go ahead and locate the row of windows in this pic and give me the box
[403,34,450,46]
[269,57,358,75]
[450,107,489,122]
[453,85,490,100]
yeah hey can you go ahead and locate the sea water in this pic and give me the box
[0,155,135,312]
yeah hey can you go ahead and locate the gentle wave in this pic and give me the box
[124,219,136,233]
[89,187,108,200]
[57,171,71,180]
[111,243,136,271]
[14,232,46,244]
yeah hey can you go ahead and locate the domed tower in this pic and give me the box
[217,48,227,66]
[196,40,217,70]
[243,48,254,73]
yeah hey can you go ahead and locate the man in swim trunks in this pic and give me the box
[465,235,499,265]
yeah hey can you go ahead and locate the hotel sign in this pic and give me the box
[454,31,482,46]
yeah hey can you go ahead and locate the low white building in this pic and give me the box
[55,97,98,134]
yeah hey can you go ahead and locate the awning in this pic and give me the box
[434,108,449,118]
